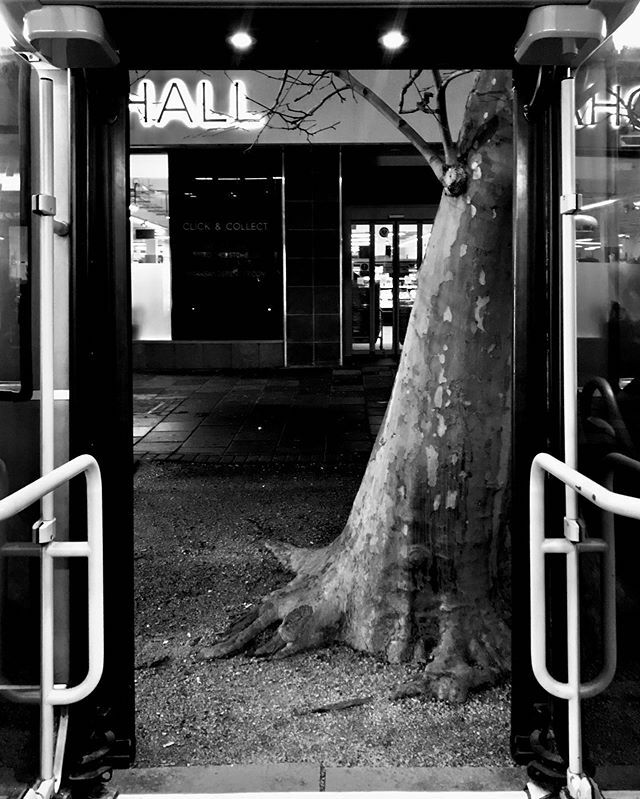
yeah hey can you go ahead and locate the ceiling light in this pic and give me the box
[228,31,255,51]
[380,30,407,50]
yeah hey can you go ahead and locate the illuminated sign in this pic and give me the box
[182,220,270,232]
[129,78,266,131]
[577,85,640,129]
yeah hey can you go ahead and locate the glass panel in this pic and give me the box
[350,223,374,353]
[0,48,30,397]
[375,224,392,351]
[574,20,640,770]
[0,46,39,787]
[130,154,172,341]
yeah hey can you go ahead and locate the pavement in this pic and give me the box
[110,764,640,796]
[133,362,397,464]
[111,765,531,795]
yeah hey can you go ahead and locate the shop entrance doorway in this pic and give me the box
[349,220,432,357]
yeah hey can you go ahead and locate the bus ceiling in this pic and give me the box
[0,0,634,70]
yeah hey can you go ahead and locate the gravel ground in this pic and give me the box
[133,461,513,768]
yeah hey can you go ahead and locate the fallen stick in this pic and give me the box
[297,696,374,715]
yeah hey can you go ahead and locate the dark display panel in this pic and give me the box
[169,148,283,341]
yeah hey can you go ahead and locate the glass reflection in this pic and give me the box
[575,19,640,770]
[0,50,29,395]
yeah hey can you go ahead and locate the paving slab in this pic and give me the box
[134,442,179,454]
[324,767,528,792]
[133,365,398,462]
[112,765,321,793]
[143,431,193,443]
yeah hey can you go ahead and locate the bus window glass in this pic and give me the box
[575,15,640,770]
[0,49,30,397]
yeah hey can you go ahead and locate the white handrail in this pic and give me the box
[530,451,640,782]
[0,453,104,779]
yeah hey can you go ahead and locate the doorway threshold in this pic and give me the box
[111,765,640,798]
[112,766,529,795]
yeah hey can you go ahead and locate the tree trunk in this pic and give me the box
[202,70,514,703]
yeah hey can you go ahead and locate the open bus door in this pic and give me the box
[2,1,639,797]
[0,12,132,796]
[521,7,640,798]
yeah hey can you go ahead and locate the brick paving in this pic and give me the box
[133,362,397,465]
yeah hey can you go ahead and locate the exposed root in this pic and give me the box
[392,602,510,703]
[201,537,509,707]
[263,539,312,574]
[199,571,343,660]
[427,603,509,702]
[264,539,336,578]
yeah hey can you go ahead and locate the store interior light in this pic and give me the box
[379,29,407,50]
[581,198,619,210]
[228,31,255,51]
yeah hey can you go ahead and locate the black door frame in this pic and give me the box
[69,66,136,767]
[510,64,570,768]
[64,24,559,769]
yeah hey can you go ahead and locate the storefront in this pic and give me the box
[128,70,467,369]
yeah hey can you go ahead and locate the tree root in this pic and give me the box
[199,542,510,707]
[264,538,334,577]
[394,602,510,703]
[263,539,313,574]
[198,569,343,660]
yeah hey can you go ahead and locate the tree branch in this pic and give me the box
[331,70,446,185]
[433,70,456,165]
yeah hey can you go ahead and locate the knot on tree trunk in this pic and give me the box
[442,163,468,197]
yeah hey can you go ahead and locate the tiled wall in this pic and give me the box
[132,341,284,371]
[285,146,341,367]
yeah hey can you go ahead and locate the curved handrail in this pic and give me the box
[0,454,104,705]
[530,452,640,701]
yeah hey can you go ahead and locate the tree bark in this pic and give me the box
[202,70,514,703]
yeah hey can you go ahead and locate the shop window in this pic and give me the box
[130,153,172,341]
[169,148,283,342]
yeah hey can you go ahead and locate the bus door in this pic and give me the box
[0,10,129,793]
[522,7,640,798]
[0,49,86,794]
[0,42,41,795]
[572,14,640,781]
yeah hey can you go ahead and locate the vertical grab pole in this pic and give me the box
[38,75,56,518]
[560,73,583,780]
[561,73,578,513]
[566,544,583,775]
[36,74,56,783]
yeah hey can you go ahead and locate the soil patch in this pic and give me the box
[134,461,512,767]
